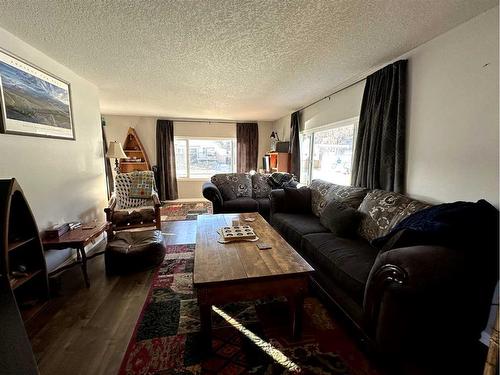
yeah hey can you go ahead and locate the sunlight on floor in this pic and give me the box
[212,305,301,372]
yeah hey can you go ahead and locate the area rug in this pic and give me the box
[161,201,213,222]
[118,243,381,375]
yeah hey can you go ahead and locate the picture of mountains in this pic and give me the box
[0,60,71,129]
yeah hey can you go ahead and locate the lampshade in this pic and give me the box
[106,141,127,159]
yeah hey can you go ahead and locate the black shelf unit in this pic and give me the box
[0,178,49,322]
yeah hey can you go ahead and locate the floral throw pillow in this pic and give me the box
[211,173,252,201]
[252,173,272,198]
[357,190,430,242]
[309,179,335,217]
[325,184,369,209]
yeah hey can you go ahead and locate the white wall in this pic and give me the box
[405,7,498,206]
[103,115,272,199]
[0,27,107,230]
[273,7,499,206]
[273,115,291,142]
[301,81,366,131]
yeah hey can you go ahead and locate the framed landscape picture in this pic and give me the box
[0,49,75,140]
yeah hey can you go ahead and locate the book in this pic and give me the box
[44,223,70,239]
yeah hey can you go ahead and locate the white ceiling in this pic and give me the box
[0,0,497,121]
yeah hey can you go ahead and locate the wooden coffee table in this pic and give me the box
[193,213,314,350]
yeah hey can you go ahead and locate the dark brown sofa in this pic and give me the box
[202,172,297,221]
[270,180,498,373]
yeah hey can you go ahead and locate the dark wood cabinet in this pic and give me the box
[267,152,290,173]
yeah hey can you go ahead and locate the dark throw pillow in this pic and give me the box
[320,200,363,238]
[283,187,311,214]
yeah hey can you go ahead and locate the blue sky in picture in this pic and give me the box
[0,61,71,129]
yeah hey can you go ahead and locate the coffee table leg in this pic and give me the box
[199,303,212,352]
[289,294,304,339]
[79,247,90,288]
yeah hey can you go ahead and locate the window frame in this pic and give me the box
[174,136,237,181]
[300,116,359,185]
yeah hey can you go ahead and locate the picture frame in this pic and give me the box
[0,48,75,140]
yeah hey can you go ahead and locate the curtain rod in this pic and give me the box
[297,76,367,113]
[159,118,254,124]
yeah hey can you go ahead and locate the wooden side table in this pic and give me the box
[42,222,108,288]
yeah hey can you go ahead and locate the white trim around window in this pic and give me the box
[174,136,237,180]
[301,116,359,134]
[299,116,359,186]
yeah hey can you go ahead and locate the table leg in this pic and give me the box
[199,303,213,352]
[288,294,304,339]
[79,247,90,288]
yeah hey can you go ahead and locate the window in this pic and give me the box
[300,118,357,186]
[174,138,236,179]
[299,133,312,184]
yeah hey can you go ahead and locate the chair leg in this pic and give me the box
[155,206,161,230]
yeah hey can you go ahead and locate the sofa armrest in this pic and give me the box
[364,245,467,353]
[151,191,161,229]
[270,189,286,216]
[104,193,117,216]
[152,191,161,207]
[104,193,117,235]
[202,182,223,212]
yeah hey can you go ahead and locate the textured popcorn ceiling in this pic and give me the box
[0,0,496,121]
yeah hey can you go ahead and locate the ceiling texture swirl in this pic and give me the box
[0,0,496,120]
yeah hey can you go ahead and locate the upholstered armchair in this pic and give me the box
[104,172,161,234]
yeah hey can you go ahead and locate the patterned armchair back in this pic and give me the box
[114,172,155,209]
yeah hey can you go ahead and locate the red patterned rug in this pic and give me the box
[161,201,213,222]
[118,243,381,374]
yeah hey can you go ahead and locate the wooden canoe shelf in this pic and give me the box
[10,270,42,290]
[119,127,151,173]
[0,178,49,324]
[8,237,36,252]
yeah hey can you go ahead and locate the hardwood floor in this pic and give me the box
[28,220,197,375]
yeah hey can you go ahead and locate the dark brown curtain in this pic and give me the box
[101,117,113,199]
[156,119,178,200]
[352,60,407,193]
[289,111,301,180]
[236,122,258,172]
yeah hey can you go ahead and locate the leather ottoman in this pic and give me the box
[105,230,166,275]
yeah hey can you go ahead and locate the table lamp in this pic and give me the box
[106,141,127,173]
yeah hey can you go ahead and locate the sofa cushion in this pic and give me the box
[112,207,155,227]
[252,173,272,198]
[319,200,363,238]
[283,187,311,214]
[115,172,154,209]
[271,213,328,249]
[358,190,431,242]
[309,179,369,217]
[222,197,259,213]
[325,184,369,209]
[255,198,271,219]
[310,179,335,217]
[301,232,378,303]
[129,171,154,198]
[105,230,166,274]
[211,173,252,200]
